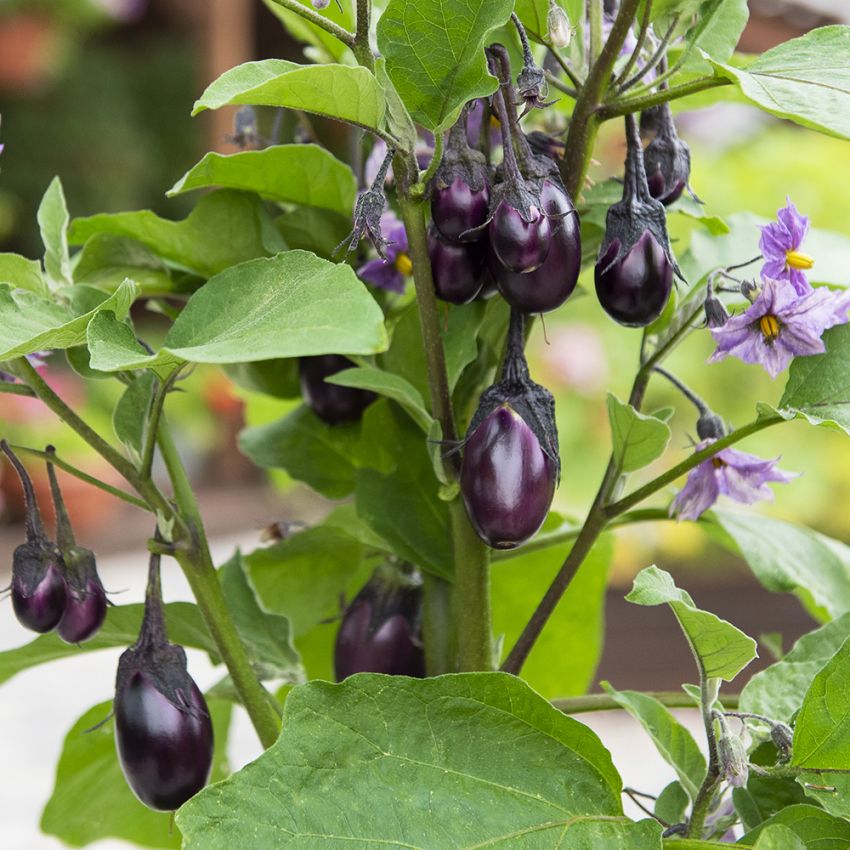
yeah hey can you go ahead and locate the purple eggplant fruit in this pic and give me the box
[427,111,491,244]
[428,227,485,304]
[334,563,424,680]
[0,440,67,633]
[299,354,375,424]
[490,201,552,273]
[595,113,681,327]
[495,179,581,313]
[460,312,559,549]
[114,547,213,811]
[45,447,107,644]
[640,103,693,206]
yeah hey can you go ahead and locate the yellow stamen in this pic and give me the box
[712,457,725,469]
[395,252,413,277]
[786,249,814,270]
[489,114,501,128]
[759,314,781,342]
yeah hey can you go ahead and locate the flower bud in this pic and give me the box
[718,732,749,788]
[771,722,793,759]
[299,354,375,424]
[704,292,730,328]
[547,1,572,48]
[334,563,425,680]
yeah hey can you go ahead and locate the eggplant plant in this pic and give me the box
[2,1,850,847]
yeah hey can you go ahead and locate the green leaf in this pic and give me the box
[740,804,850,849]
[274,207,351,259]
[655,781,689,825]
[676,0,749,74]
[192,60,387,135]
[752,825,806,850]
[0,602,214,688]
[329,365,433,433]
[113,371,156,459]
[740,613,850,723]
[601,684,706,801]
[224,358,300,399]
[0,252,48,296]
[168,144,357,217]
[87,251,388,371]
[219,552,303,682]
[444,299,488,391]
[376,0,515,132]
[626,565,757,681]
[356,401,452,577]
[709,26,850,140]
[239,403,360,499]
[714,510,850,622]
[0,279,136,361]
[37,176,72,288]
[261,0,354,63]
[177,673,647,848]
[69,190,285,278]
[41,698,231,849]
[606,393,672,474]
[375,57,418,153]
[492,534,612,699]
[73,233,176,297]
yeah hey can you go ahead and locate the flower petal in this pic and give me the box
[672,462,720,521]
[358,258,405,293]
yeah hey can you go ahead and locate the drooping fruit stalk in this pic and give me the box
[0,440,66,633]
[334,562,425,680]
[45,446,107,644]
[114,545,213,811]
[299,354,375,424]
[459,312,559,549]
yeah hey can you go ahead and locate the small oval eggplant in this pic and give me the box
[460,404,557,549]
[428,228,485,304]
[58,574,107,644]
[495,180,581,313]
[489,202,551,274]
[595,230,673,327]
[299,354,375,424]
[115,670,213,811]
[11,551,66,633]
[334,564,425,681]
[431,176,490,244]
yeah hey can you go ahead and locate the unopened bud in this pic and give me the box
[548,1,572,48]
[697,411,726,441]
[311,0,331,8]
[718,732,749,788]
[771,722,793,759]
[704,293,730,328]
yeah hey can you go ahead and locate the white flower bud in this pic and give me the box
[547,1,572,48]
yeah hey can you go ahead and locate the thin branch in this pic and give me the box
[0,381,36,398]
[548,46,582,89]
[597,76,730,120]
[267,0,355,47]
[618,14,680,93]
[141,367,181,480]
[353,0,375,70]
[545,70,578,98]
[612,0,652,88]
[418,132,445,186]
[554,691,740,714]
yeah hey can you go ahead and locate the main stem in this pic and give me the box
[157,421,281,749]
[398,194,493,672]
[687,677,722,838]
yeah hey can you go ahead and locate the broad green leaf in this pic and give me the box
[492,534,612,699]
[168,145,357,216]
[740,613,850,723]
[329,365,433,433]
[740,804,850,849]
[444,299,488,391]
[714,510,850,622]
[219,552,303,683]
[601,684,706,801]
[224,358,300,399]
[176,673,643,849]
[87,251,388,371]
[73,233,176,297]
[356,401,452,577]
[380,302,430,402]
[275,207,351,258]
[239,403,361,499]
[69,190,285,278]
[752,825,806,850]
[261,0,355,63]
[676,0,749,74]
[0,279,136,361]
[192,60,387,135]
[626,565,757,680]
[606,393,672,474]
[0,602,214,688]
[376,0,515,132]
[709,26,850,140]
[764,324,850,436]
[37,176,72,288]
[654,781,689,825]
[743,742,810,828]
[87,310,183,377]
[0,252,48,296]
[41,698,231,849]
[113,371,156,459]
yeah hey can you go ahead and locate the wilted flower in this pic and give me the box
[759,198,814,296]
[671,438,797,521]
[709,277,850,378]
[356,213,411,294]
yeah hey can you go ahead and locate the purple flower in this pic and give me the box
[759,198,814,296]
[709,278,850,379]
[356,213,411,294]
[364,139,433,189]
[671,438,798,521]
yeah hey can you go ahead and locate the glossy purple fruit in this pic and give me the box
[299,354,375,424]
[495,180,581,313]
[58,575,107,644]
[334,564,424,681]
[431,177,490,244]
[1,440,67,633]
[646,166,685,206]
[489,201,551,274]
[460,404,557,549]
[595,230,673,327]
[428,228,485,304]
